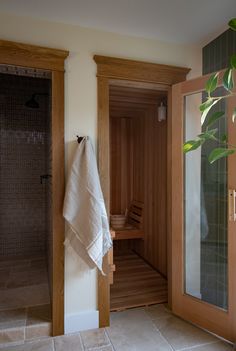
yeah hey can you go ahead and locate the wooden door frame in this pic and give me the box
[0,39,69,336]
[94,55,190,327]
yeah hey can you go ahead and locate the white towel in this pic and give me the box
[63,136,112,273]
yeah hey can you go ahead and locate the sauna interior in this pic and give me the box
[109,84,168,311]
[0,65,52,337]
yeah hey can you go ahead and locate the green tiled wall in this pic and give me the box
[203,28,236,74]
[200,28,236,309]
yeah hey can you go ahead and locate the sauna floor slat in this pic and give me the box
[110,250,168,311]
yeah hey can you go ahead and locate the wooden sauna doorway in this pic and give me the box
[109,84,168,311]
[94,55,190,326]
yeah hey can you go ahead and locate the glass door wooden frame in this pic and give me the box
[171,71,236,342]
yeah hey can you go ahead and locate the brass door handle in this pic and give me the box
[229,189,236,221]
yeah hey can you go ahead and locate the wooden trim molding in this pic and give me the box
[94,54,190,328]
[97,77,111,327]
[94,55,190,85]
[167,87,173,307]
[0,39,69,336]
[51,71,66,336]
[97,77,110,211]
[0,39,69,71]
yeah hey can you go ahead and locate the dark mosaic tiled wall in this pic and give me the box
[0,72,52,256]
[200,28,236,309]
[202,28,236,74]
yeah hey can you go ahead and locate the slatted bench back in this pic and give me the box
[127,200,143,229]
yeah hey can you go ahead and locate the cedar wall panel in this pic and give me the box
[132,115,145,204]
[110,116,134,215]
[133,107,167,277]
[110,116,134,252]
[110,103,167,276]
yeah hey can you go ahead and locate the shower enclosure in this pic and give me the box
[0,40,68,343]
[0,65,53,342]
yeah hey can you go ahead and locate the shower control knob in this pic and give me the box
[40,174,52,184]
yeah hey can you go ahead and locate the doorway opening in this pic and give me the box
[94,54,190,326]
[0,65,52,340]
[109,84,168,311]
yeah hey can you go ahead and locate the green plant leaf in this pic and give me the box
[200,99,220,125]
[200,98,213,112]
[228,18,236,31]
[198,129,218,141]
[230,54,236,69]
[205,111,224,128]
[223,68,234,91]
[221,134,228,143]
[205,73,219,94]
[232,108,236,122]
[183,139,202,153]
[208,148,235,163]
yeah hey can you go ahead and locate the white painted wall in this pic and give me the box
[0,11,202,331]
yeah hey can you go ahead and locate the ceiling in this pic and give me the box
[110,85,166,106]
[0,0,235,45]
[109,85,167,118]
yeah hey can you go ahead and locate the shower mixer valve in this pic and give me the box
[40,174,52,184]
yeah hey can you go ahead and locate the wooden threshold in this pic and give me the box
[110,250,168,311]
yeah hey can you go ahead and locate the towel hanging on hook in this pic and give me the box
[64,136,112,273]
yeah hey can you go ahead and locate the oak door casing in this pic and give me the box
[51,71,65,336]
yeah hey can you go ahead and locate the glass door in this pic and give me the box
[171,72,236,342]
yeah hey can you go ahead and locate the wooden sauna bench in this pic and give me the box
[110,250,168,311]
[111,201,144,240]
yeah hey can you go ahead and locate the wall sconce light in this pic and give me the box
[158,102,166,122]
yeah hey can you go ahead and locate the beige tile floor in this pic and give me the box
[0,304,234,351]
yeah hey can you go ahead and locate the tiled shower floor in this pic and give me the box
[0,255,51,347]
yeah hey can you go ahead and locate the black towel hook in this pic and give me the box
[76,135,84,143]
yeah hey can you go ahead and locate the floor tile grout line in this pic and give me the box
[150,318,230,351]
[0,340,24,349]
[86,344,114,351]
[104,327,117,351]
[144,306,233,350]
[52,337,56,351]
[148,316,175,351]
[23,324,26,343]
[143,306,176,351]
[84,329,114,351]
[177,340,228,351]
[108,307,175,351]
[78,332,86,351]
